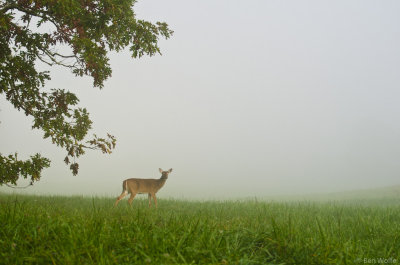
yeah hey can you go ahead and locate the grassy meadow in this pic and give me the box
[0,193,399,265]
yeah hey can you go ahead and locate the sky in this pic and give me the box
[1,0,400,199]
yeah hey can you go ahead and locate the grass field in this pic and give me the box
[0,193,399,265]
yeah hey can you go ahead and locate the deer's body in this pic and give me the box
[123,177,167,194]
[114,168,172,208]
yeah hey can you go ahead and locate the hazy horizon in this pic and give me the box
[1,0,400,199]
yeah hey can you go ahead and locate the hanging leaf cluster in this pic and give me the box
[0,0,173,185]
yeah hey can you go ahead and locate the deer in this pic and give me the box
[114,168,172,208]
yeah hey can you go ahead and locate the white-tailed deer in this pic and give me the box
[114,168,172,208]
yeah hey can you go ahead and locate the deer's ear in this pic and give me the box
[168,168,173,173]
[159,168,163,173]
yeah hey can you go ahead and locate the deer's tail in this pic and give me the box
[122,180,129,194]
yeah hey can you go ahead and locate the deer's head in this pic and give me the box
[159,168,172,179]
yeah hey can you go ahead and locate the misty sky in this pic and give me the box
[1,0,400,198]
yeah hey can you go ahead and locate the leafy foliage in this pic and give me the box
[0,0,173,185]
[0,153,50,185]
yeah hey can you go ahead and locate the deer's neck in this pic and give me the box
[157,177,167,188]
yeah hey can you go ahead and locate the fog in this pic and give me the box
[1,0,400,199]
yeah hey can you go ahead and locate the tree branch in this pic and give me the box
[0,2,19,14]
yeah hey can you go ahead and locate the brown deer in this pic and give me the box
[114,168,172,208]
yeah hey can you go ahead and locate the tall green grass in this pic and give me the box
[0,194,399,264]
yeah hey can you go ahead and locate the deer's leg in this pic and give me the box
[114,190,128,207]
[151,193,157,208]
[128,193,137,206]
[148,193,152,208]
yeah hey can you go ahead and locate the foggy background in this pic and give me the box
[1,0,400,199]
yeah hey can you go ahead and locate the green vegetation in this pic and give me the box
[0,1,172,184]
[0,194,399,264]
